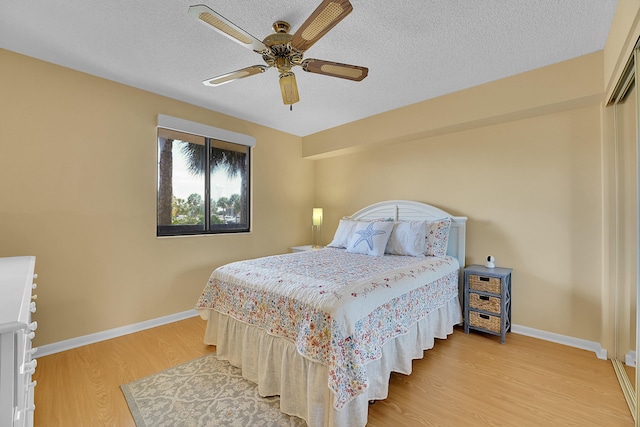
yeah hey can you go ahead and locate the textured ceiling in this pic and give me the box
[0,0,618,137]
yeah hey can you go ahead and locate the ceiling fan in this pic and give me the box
[188,0,369,107]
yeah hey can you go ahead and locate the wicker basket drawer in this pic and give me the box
[469,274,501,294]
[468,292,501,314]
[468,311,501,333]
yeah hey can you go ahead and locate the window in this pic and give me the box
[156,115,253,237]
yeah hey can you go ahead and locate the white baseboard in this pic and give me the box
[36,314,608,360]
[626,350,636,367]
[36,309,199,357]
[511,324,607,360]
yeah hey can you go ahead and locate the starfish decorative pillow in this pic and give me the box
[346,221,394,256]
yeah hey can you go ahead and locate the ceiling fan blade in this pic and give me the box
[203,65,268,87]
[290,0,353,52]
[302,59,368,81]
[188,5,268,53]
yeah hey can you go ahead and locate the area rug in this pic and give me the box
[121,353,307,427]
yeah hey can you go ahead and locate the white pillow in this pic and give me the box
[327,218,359,248]
[385,220,428,256]
[425,218,452,257]
[346,221,395,256]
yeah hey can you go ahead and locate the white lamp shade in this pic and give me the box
[312,208,323,226]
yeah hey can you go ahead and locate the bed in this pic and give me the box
[196,200,467,427]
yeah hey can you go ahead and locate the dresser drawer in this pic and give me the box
[468,274,501,294]
[468,310,501,333]
[468,292,501,314]
[0,256,37,427]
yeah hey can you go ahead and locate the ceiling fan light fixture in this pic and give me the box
[279,72,300,105]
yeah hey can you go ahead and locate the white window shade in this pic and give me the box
[157,114,256,147]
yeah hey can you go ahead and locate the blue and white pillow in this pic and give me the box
[346,221,395,256]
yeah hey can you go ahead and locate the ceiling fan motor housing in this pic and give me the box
[262,22,303,72]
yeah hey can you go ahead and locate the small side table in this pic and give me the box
[463,264,512,344]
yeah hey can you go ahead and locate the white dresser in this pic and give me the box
[0,256,38,427]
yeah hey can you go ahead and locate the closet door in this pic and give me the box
[610,46,640,424]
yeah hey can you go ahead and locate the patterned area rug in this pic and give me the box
[121,353,307,427]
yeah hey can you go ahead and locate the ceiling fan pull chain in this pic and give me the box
[290,105,293,111]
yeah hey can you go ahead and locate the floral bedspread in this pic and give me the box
[196,247,459,409]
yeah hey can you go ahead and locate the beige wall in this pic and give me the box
[4,0,640,350]
[303,53,603,160]
[0,49,314,346]
[312,54,604,342]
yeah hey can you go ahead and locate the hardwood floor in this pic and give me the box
[33,316,633,426]
[33,317,215,427]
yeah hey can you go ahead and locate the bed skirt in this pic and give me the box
[199,297,461,427]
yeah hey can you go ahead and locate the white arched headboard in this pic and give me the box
[350,200,467,273]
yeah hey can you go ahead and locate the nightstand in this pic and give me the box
[463,264,512,344]
[291,245,323,253]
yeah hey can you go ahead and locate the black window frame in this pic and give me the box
[156,119,252,237]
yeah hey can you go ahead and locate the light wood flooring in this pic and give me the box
[33,316,633,426]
